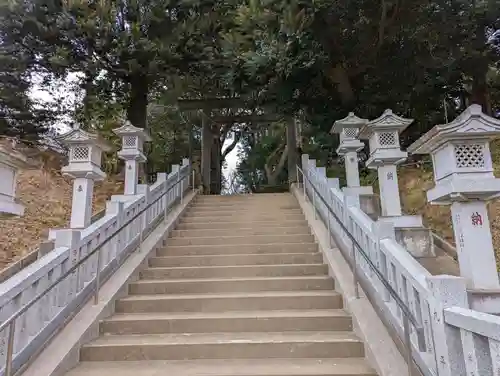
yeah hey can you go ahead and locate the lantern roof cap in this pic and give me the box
[56,123,112,151]
[113,120,152,141]
[408,104,500,154]
[331,112,369,134]
[359,109,413,139]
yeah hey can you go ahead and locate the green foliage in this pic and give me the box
[1,0,500,192]
[147,101,200,174]
[0,49,53,141]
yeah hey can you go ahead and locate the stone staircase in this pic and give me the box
[64,193,377,376]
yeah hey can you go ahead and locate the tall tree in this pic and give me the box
[0,49,52,141]
[0,0,223,130]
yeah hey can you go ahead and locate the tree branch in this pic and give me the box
[377,0,388,50]
[272,144,289,181]
[222,131,242,159]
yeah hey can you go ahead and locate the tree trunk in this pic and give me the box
[471,67,492,115]
[201,115,212,194]
[329,64,355,105]
[469,20,492,116]
[267,174,278,186]
[264,144,289,186]
[210,135,222,194]
[127,74,149,129]
[127,74,149,181]
[287,119,298,184]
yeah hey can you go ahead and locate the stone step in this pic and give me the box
[170,226,311,238]
[195,194,294,201]
[80,332,365,361]
[167,234,314,247]
[181,214,305,223]
[129,276,335,295]
[140,264,328,280]
[65,358,377,376]
[176,220,309,230]
[185,208,303,217]
[194,196,297,202]
[115,291,343,314]
[149,253,323,267]
[100,310,352,335]
[187,203,300,211]
[157,243,318,257]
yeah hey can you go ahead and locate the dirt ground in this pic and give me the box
[0,168,123,270]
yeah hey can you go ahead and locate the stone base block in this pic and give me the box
[0,197,25,217]
[378,215,423,228]
[468,289,500,314]
[394,227,436,258]
[359,195,380,220]
[342,186,374,196]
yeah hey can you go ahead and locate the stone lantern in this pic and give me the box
[57,124,111,229]
[113,121,151,195]
[408,104,500,297]
[359,109,434,258]
[331,112,374,204]
[0,142,31,217]
[359,109,423,228]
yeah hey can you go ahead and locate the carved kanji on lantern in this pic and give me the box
[471,212,483,227]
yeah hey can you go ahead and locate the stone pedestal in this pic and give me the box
[359,109,434,257]
[114,121,151,195]
[70,177,94,228]
[57,124,111,229]
[409,104,500,312]
[451,201,498,289]
[0,143,32,217]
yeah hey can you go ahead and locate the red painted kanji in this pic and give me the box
[471,212,483,226]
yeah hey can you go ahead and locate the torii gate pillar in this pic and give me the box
[287,118,298,184]
[201,114,212,194]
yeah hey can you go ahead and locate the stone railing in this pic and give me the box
[0,213,106,284]
[299,154,500,376]
[443,307,500,374]
[0,160,191,376]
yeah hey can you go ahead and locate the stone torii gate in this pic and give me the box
[177,98,298,194]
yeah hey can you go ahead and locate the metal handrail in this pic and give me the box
[0,170,190,376]
[296,165,426,376]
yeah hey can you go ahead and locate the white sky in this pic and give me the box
[222,137,240,179]
[29,74,240,184]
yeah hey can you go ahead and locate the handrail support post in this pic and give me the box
[5,320,16,376]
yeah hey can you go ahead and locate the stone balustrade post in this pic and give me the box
[371,220,395,301]
[182,158,190,192]
[105,200,124,263]
[113,121,151,195]
[137,184,151,233]
[426,276,469,376]
[409,105,500,310]
[54,229,82,301]
[57,124,111,229]
[301,154,310,195]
